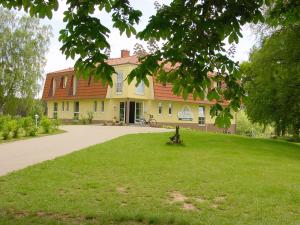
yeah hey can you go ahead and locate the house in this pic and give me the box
[42,50,236,133]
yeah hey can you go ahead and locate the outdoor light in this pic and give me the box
[35,114,39,128]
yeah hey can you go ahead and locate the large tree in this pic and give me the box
[241,0,300,137]
[0,8,51,115]
[0,0,267,126]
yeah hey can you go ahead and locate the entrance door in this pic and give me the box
[129,101,135,123]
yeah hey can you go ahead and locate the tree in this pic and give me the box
[241,26,300,137]
[0,0,267,126]
[147,38,159,54]
[241,0,300,138]
[133,43,147,57]
[0,8,51,115]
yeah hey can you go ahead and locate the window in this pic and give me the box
[53,102,58,119]
[135,81,145,95]
[116,72,123,94]
[62,102,65,111]
[101,101,104,112]
[198,106,205,126]
[168,103,172,115]
[135,102,143,123]
[158,102,162,115]
[60,77,64,88]
[63,76,68,88]
[94,101,97,112]
[50,78,56,96]
[66,101,69,111]
[72,76,78,96]
[74,101,79,119]
[120,102,125,122]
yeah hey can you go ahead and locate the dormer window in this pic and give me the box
[50,78,56,96]
[73,76,78,96]
[63,76,67,88]
[116,72,123,94]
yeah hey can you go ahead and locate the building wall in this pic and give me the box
[106,64,154,100]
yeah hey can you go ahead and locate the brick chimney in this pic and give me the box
[121,49,130,58]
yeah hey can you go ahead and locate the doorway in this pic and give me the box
[129,101,135,123]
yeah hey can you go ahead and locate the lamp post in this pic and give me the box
[35,114,39,128]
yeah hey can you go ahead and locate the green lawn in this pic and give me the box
[0,131,300,225]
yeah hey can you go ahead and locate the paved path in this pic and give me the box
[0,125,170,176]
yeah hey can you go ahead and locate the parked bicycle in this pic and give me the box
[140,114,157,127]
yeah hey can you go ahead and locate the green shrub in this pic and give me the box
[20,117,36,137]
[87,112,94,124]
[80,115,88,125]
[236,110,274,137]
[52,118,60,131]
[40,117,52,133]
[40,117,59,133]
[0,115,11,132]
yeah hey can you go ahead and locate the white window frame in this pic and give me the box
[52,78,56,96]
[168,103,172,116]
[94,101,97,112]
[53,102,58,119]
[101,101,105,113]
[158,102,162,115]
[198,106,205,126]
[73,76,78,96]
[135,101,144,123]
[63,76,68,88]
[135,81,145,95]
[74,101,80,119]
[116,72,123,94]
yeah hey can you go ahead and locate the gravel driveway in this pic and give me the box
[0,125,170,176]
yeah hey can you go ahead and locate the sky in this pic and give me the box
[33,0,256,75]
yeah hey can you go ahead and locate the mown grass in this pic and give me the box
[0,131,299,225]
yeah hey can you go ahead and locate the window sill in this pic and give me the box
[198,124,206,127]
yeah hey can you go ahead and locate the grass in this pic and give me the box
[0,130,299,225]
[0,129,65,144]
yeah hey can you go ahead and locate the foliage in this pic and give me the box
[87,112,94,124]
[236,110,274,137]
[40,117,59,133]
[1,131,300,224]
[80,115,89,125]
[0,1,269,126]
[0,8,51,115]
[133,43,147,57]
[241,23,300,137]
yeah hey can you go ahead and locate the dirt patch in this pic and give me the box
[211,203,219,209]
[169,191,188,203]
[116,186,129,194]
[194,196,206,203]
[182,203,197,211]
[214,196,226,203]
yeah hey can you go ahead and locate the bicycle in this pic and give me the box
[140,114,157,127]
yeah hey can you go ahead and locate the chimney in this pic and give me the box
[121,49,130,58]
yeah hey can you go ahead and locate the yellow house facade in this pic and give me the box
[42,50,236,133]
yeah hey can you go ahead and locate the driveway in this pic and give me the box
[0,125,170,176]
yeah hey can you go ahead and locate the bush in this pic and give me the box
[40,117,52,133]
[40,117,59,133]
[80,115,88,125]
[236,111,274,137]
[20,117,37,137]
[87,112,94,124]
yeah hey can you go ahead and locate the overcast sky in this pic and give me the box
[36,0,256,75]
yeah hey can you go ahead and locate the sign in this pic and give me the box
[177,106,193,121]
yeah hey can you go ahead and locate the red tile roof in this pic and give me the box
[42,54,220,104]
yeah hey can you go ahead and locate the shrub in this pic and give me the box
[40,117,59,133]
[20,117,37,137]
[236,111,274,137]
[40,117,52,133]
[87,112,94,124]
[80,115,88,125]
